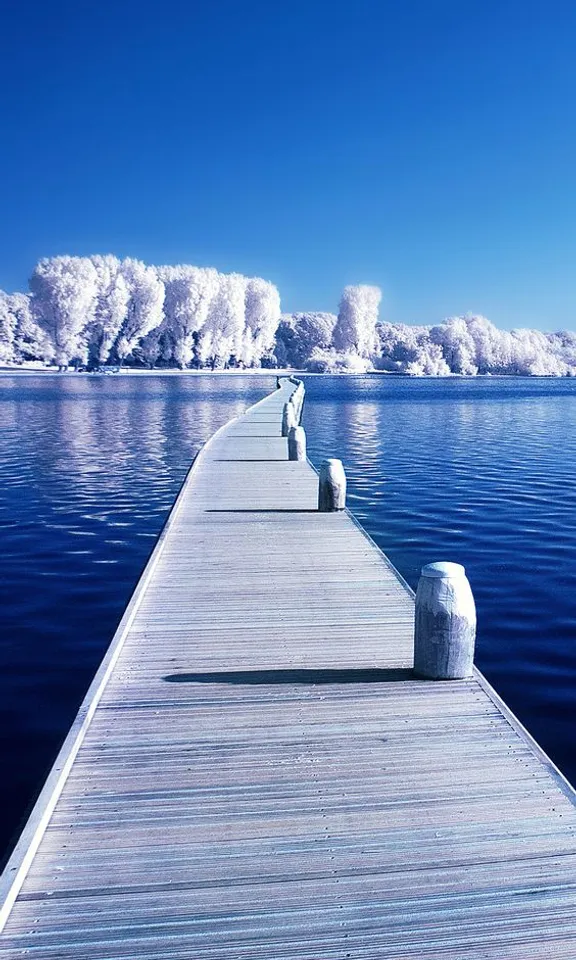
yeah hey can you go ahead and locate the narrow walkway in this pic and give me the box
[1,379,576,958]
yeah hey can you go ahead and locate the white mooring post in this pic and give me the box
[281,401,297,437]
[289,385,303,423]
[413,562,476,680]
[288,426,306,461]
[294,384,305,420]
[318,458,347,511]
[291,393,299,422]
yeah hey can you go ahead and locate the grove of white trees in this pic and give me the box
[373,315,576,377]
[1,257,576,376]
[4,255,281,371]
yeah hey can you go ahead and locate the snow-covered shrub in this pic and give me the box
[306,347,372,373]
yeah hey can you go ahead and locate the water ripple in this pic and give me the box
[302,374,576,791]
[1,372,576,864]
[0,373,275,863]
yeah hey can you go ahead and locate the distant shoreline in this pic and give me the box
[0,365,359,378]
[0,365,572,379]
[0,366,295,377]
[0,366,440,378]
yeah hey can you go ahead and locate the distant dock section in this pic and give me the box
[1,377,576,958]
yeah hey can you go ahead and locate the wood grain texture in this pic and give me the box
[1,377,576,958]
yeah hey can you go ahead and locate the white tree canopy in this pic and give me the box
[430,317,478,375]
[159,265,219,368]
[30,256,99,366]
[244,278,281,366]
[204,273,247,366]
[11,293,52,362]
[115,259,165,362]
[275,312,337,368]
[0,293,17,363]
[332,285,382,357]
[2,256,576,375]
[372,313,576,377]
[89,255,130,365]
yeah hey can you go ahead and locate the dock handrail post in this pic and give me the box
[318,459,346,511]
[282,401,297,437]
[288,426,306,461]
[413,562,476,679]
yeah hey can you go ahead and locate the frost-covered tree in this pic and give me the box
[430,317,478,375]
[203,272,246,367]
[115,259,165,364]
[463,315,502,373]
[88,255,130,366]
[508,328,567,376]
[243,278,281,366]
[10,292,52,362]
[30,256,99,367]
[7,252,576,376]
[159,265,219,368]
[372,314,576,376]
[404,339,451,376]
[332,285,382,358]
[137,328,163,368]
[275,312,337,368]
[375,322,435,373]
[548,330,576,373]
[196,328,215,368]
[0,293,17,363]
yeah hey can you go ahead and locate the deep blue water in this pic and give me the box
[1,373,576,862]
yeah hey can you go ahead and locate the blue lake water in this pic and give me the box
[1,373,575,861]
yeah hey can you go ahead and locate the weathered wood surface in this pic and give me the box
[1,377,576,958]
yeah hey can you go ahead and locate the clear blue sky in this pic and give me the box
[2,0,576,329]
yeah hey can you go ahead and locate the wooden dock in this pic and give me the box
[2,377,576,958]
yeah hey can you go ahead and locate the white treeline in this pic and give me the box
[3,255,281,370]
[0,290,52,364]
[280,307,576,377]
[2,260,576,375]
[374,315,576,377]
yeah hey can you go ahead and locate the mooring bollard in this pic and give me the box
[281,401,297,437]
[287,381,303,420]
[288,425,306,461]
[291,389,303,423]
[413,562,476,680]
[318,458,347,511]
